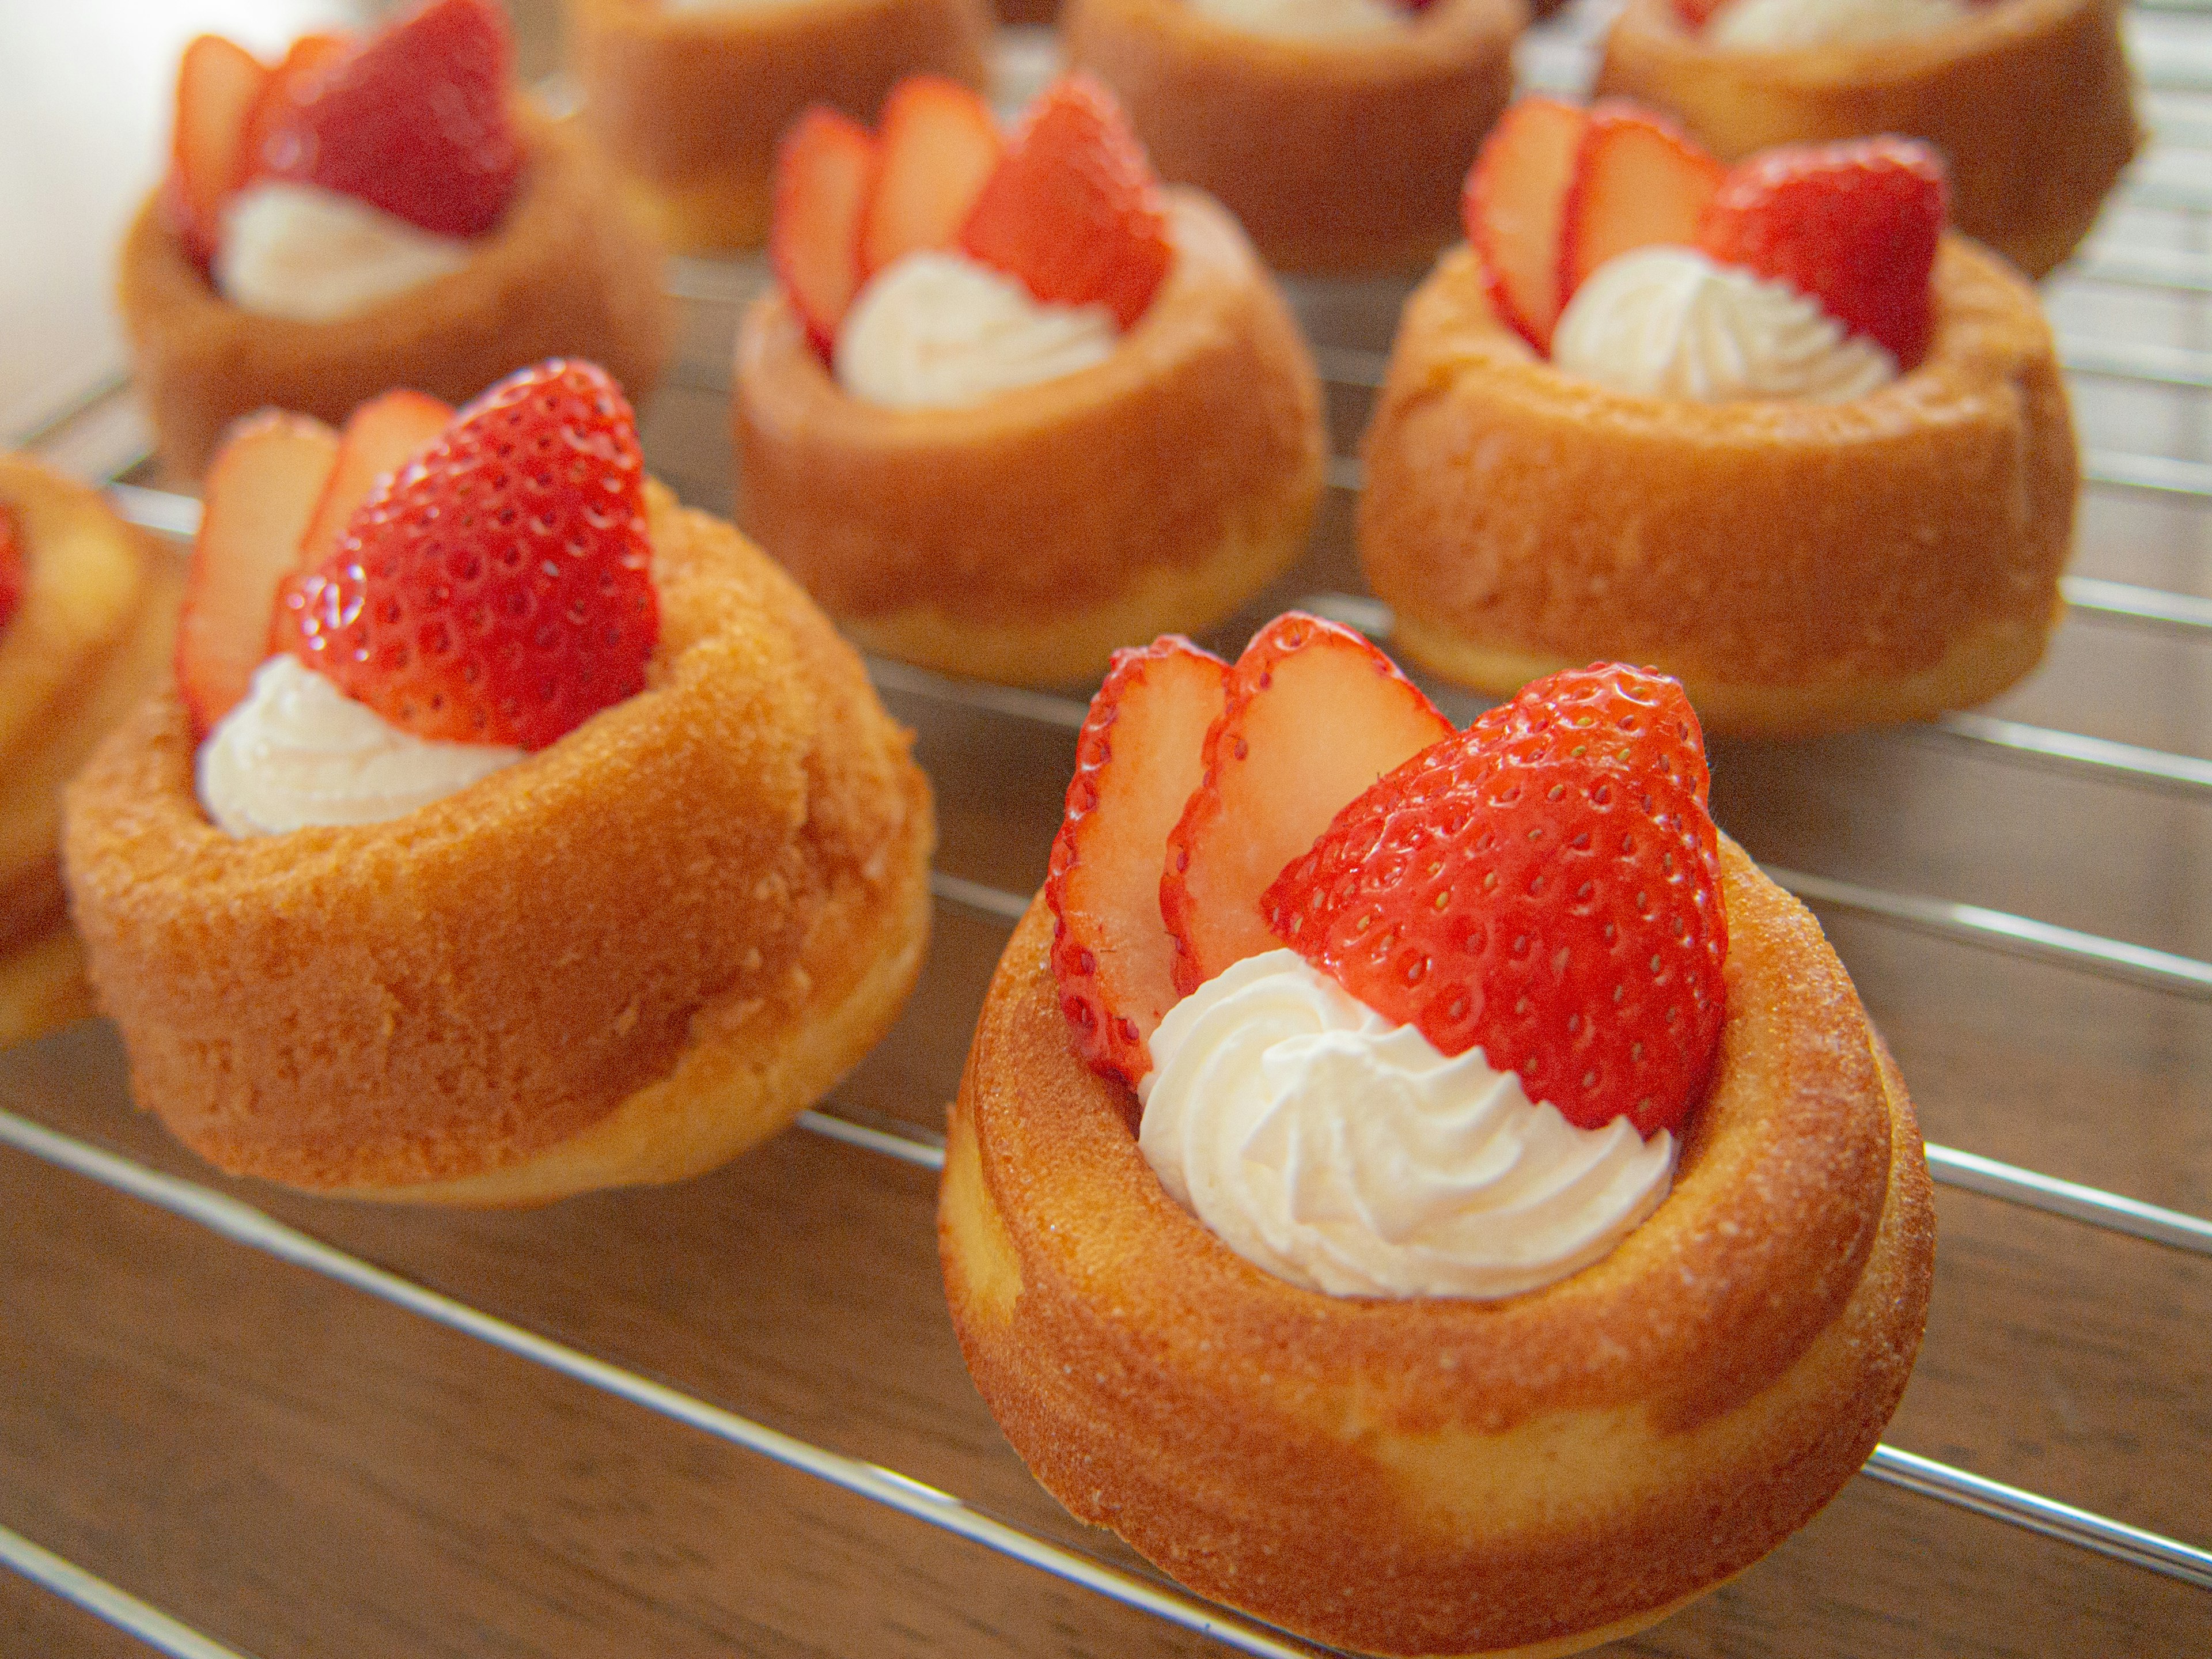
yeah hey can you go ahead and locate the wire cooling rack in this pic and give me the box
[5,3,2212,1654]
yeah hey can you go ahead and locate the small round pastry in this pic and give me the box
[567,0,993,253]
[1596,0,2140,278]
[944,840,1935,1657]
[1359,236,2075,735]
[739,184,1324,687]
[119,108,669,482]
[0,457,182,1049]
[1065,0,1527,275]
[64,369,933,1206]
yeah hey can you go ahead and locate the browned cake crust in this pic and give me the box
[62,484,934,1205]
[734,190,1325,686]
[1357,236,2077,736]
[941,841,1935,1657]
[1596,0,2141,278]
[0,457,181,1048]
[566,0,993,253]
[116,108,671,482]
[1065,0,1526,275]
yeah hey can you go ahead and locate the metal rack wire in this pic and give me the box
[5,2,2212,1653]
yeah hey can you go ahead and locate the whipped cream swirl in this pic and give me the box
[1706,0,1972,50]
[216,182,474,323]
[1185,0,1408,39]
[198,656,521,837]
[1137,951,1678,1300]
[834,251,1119,410]
[1551,247,1896,404]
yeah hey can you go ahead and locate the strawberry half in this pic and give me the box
[161,35,270,272]
[1464,96,1589,355]
[1264,665,1726,1137]
[859,77,1004,282]
[1558,103,1725,305]
[0,505,23,639]
[177,412,343,739]
[959,74,1172,331]
[1048,637,1229,1088]
[275,361,657,752]
[771,107,880,359]
[1161,614,1454,998]
[255,0,520,240]
[1697,138,1948,368]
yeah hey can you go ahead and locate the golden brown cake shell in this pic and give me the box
[941,842,1934,1656]
[566,0,993,252]
[734,190,1325,686]
[1356,236,2077,736]
[117,107,671,480]
[0,457,181,1048]
[1596,0,2140,278]
[63,484,934,1204]
[1066,0,1526,274]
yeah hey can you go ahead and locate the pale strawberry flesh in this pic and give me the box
[1047,637,1229,1087]
[1558,104,1725,302]
[1464,97,1588,354]
[771,108,880,360]
[858,77,1003,282]
[1160,613,1454,998]
[177,412,342,738]
[293,389,454,575]
[164,35,270,273]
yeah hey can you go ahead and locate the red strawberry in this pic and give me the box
[771,108,880,359]
[254,0,520,240]
[1161,614,1454,998]
[1048,637,1229,1088]
[959,74,1172,331]
[1464,96,1588,354]
[275,361,657,752]
[161,35,270,272]
[177,412,343,739]
[0,505,23,639]
[1558,103,1725,304]
[1669,0,1729,25]
[1696,138,1948,368]
[290,389,455,584]
[1263,665,1726,1137]
[859,77,1004,282]
[237,32,350,189]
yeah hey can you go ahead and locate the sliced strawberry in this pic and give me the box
[1047,638,1229,1087]
[858,77,1003,282]
[1558,103,1725,304]
[1264,665,1725,1137]
[291,389,453,577]
[177,412,342,738]
[1669,0,1729,25]
[161,35,270,272]
[1698,138,1948,368]
[256,0,519,239]
[1161,614,1454,998]
[958,74,1172,331]
[1464,96,1589,354]
[275,360,657,752]
[237,32,350,187]
[0,505,22,640]
[771,108,880,360]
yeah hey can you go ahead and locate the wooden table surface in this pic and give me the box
[4,2,2211,1656]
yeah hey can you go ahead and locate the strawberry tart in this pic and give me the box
[0,458,183,1050]
[1596,0,2138,278]
[119,0,669,480]
[941,616,1936,1656]
[1358,99,2077,736]
[566,0,993,253]
[63,362,934,1205]
[1063,0,1526,274]
[735,75,1325,687]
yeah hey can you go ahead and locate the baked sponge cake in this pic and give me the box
[0,457,183,1049]
[64,365,933,1205]
[941,629,1935,1656]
